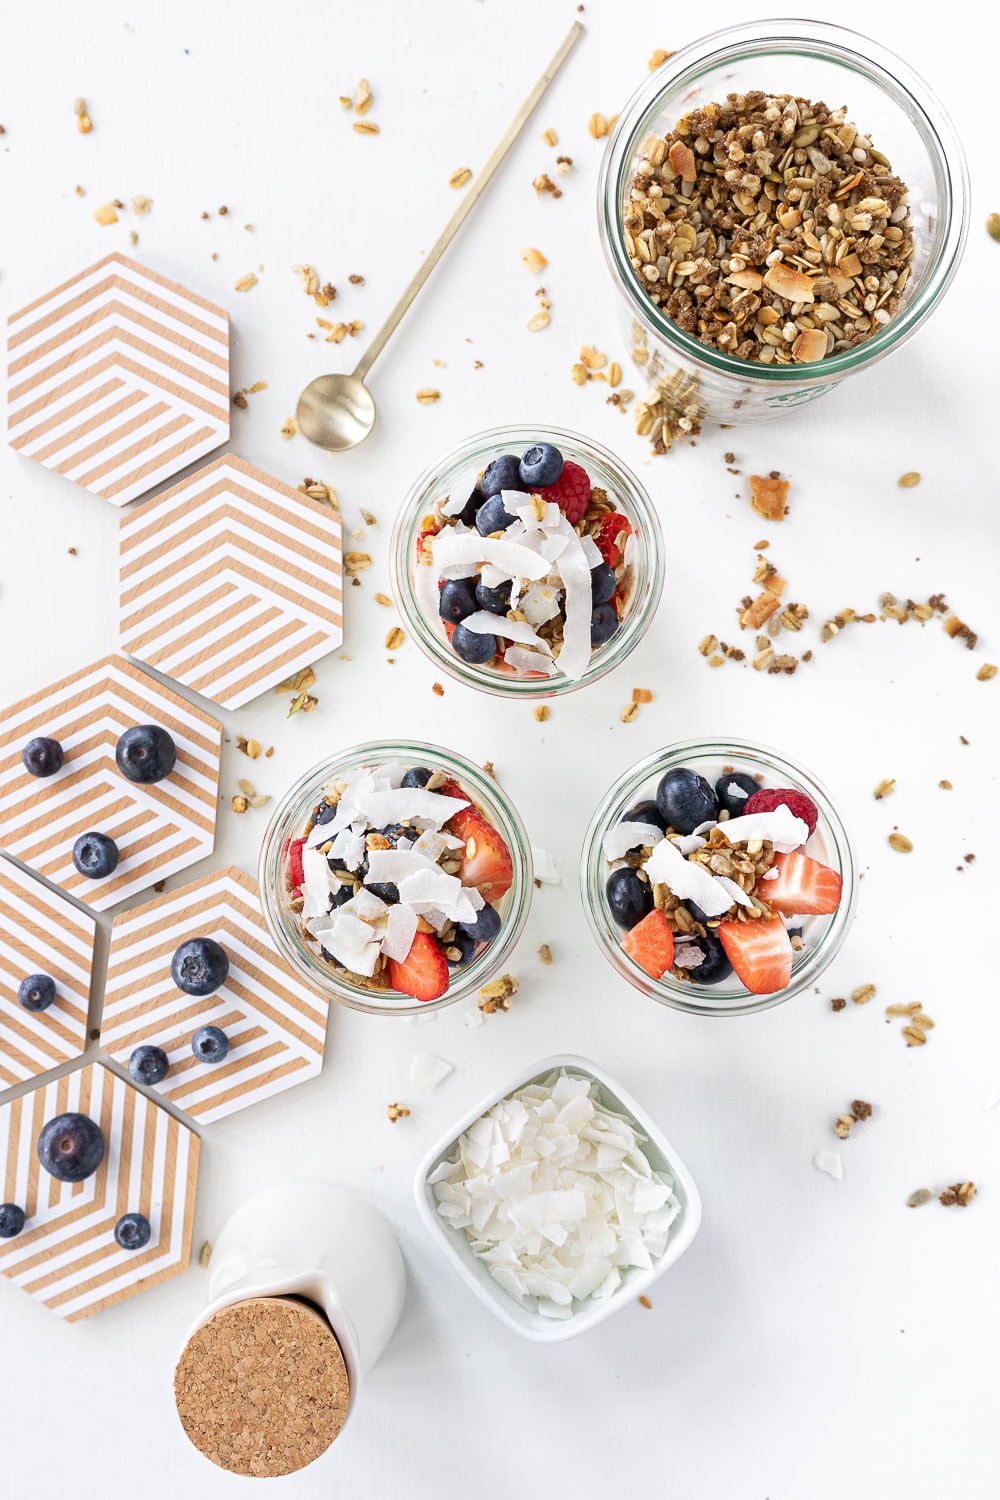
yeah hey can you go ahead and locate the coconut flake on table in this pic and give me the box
[532,847,560,884]
[718,805,809,852]
[814,1151,844,1180]
[301,845,334,919]
[604,822,669,862]
[460,611,554,653]
[430,531,551,582]
[381,902,418,962]
[410,1052,454,1090]
[643,837,735,918]
[432,1071,680,1314]
[440,469,481,516]
[503,645,556,676]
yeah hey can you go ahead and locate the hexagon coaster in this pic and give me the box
[101,867,329,1123]
[119,454,343,709]
[6,252,229,506]
[0,856,96,1090]
[0,1062,200,1320]
[0,654,221,912]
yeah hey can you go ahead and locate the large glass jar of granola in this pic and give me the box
[597,19,968,446]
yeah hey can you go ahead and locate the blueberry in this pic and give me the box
[685,902,711,927]
[606,867,654,931]
[453,487,483,527]
[475,578,512,615]
[519,442,564,489]
[192,1025,230,1064]
[439,577,479,623]
[458,904,502,945]
[171,937,229,997]
[452,623,497,665]
[402,767,432,788]
[590,563,617,606]
[115,724,177,784]
[367,882,400,903]
[475,494,518,536]
[591,603,619,647]
[0,1203,26,1238]
[714,772,760,818]
[330,882,355,911]
[72,832,119,880]
[656,767,719,835]
[446,928,476,968]
[480,454,524,499]
[128,1044,169,1086]
[114,1212,151,1251]
[21,737,64,778]
[688,931,734,985]
[619,800,667,835]
[37,1112,105,1182]
[18,973,56,1012]
[311,799,338,826]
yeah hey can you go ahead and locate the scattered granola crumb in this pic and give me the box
[620,702,639,723]
[520,246,548,274]
[888,832,913,852]
[638,1294,653,1309]
[373,592,392,608]
[532,172,562,198]
[987,213,1000,241]
[541,127,558,146]
[481,761,497,781]
[902,1025,927,1047]
[384,626,405,652]
[830,997,847,1012]
[131,193,151,216]
[698,634,718,657]
[287,690,318,717]
[353,120,380,136]
[939,1181,976,1207]
[416,388,440,405]
[386,1102,410,1124]
[647,48,675,69]
[349,273,365,285]
[354,78,372,116]
[632,687,653,704]
[588,111,618,139]
[851,983,876,1005]
[298,478,338,511]
[976,663,997,681]
[555,155,573,176]
[478,974,518,1013]
[279,415,297,440]
[906,1188,932,1208]
[748,473,789,522]
[344,552,372,575]
[234,273,258,292]
[67,547,77,556]
[231,795,249,814]
[74,96,93,133]
[533,705,550,723]
[939,779,952,789]
[431,682,444,697]
[92,201,118,226]
[851,1099,873,1121]
[198,1241,212,1268]
[538,943,553,966]
[874,778,896,800]
[898,471,921,488]
[449,166,472,189]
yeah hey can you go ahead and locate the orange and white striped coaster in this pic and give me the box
[0,856,96,1090]
[0,1061,200,1320]
[102,868,329,1124]
[0,654,221,912]
[118,455,343,710]
[6,252,229,506]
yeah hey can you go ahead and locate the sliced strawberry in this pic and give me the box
[593,511,632,568]
[287,836,306,896]
[456,808,513,904]
[622,909,675,979]
[716,916,793,995]
[765,850,842,916]
[386,931,450,1002]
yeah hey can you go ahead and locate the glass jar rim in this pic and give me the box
[598,16,970,384]
[258,739,534,1016]
[390,423,665,698]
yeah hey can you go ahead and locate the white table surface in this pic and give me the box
[1,1,997,1495]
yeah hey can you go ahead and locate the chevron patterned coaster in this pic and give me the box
[0,654,221,912]
[118,455,344,710]
[6,252,229,506]
[0,857,96,1091]
[0,1062,200,1320]
[101,868,329,1124]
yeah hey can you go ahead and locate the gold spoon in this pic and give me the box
[295,21,584,451]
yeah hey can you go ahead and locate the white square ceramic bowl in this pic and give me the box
[413,1053,702,1343]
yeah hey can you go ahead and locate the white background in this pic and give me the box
[1,1,998,1496]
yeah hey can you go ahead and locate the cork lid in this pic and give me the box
[174,1296,350,1477]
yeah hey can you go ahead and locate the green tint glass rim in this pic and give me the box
[389,423,665,698]
[580,737,859,1017]
[599,18,969,382]
[258,739,534,1016]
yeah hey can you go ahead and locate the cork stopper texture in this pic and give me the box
[174,1295,350,1477]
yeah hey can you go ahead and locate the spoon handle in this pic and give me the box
[352,20,584,383]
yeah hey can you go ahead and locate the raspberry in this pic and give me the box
[742,787,818,836]
[538,460,591,524]
[593,510,632,566]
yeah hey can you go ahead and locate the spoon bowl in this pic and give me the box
[296,374,376,452]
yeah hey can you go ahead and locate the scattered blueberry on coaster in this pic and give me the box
[37,1112,105,1182]
[191,1025,230,1064]
[401,766,432,788]
[171,937,229,996]
[590,603,619,647]
[72,831,120,880]
[479,454,524,499]
[714,771,760,818]
[458,903,502,944]
[475,493,518,536]
[590,562,617,606]
[21,736,64,778]
[452,622,497,665]
[115,724,177,784]
[128,1044,170,1086]
[114,1212,152,1251]
[518,441,564,489]
[17,973,57,1012]
[439,577,479,623]
[0,1203,26,1239]
[606,867,654,931]
[656,767,719,836]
